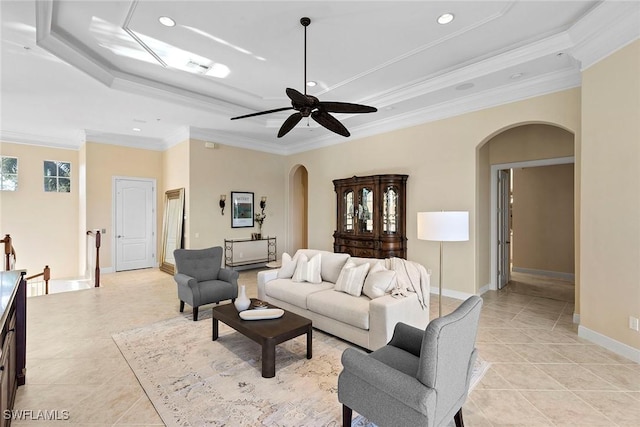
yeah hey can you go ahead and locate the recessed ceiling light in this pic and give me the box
[132,127,141,132]
[158,16,176,27]
[510,73,524,80]
[455,82,474,91]
[306,81,317,87]
[437,13,454,25]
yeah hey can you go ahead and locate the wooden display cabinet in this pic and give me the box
[333,174,408,259]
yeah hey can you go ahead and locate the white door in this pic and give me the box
[497,169,511,289]
[115,178,155,271]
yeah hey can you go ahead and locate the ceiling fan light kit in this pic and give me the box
[231,17,377,138]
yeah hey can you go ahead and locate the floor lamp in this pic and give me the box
[417,211,469,317]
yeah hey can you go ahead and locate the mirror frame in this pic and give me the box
[159,188,185,275]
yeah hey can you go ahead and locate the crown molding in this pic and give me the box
[84,130,165,151]
[0,130,83,150]
[188,127,288,155]
[568,0,640,70]
[161,127,191,150]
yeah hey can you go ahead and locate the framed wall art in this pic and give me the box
[231,191,254,228]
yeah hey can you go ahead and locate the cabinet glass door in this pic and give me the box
[359,187,374,233]
[344,190,355,231]
[383,186,398,233]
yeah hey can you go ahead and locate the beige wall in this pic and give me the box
[85,142,163,270]
[287,89,581,296]
[581,40,640,350]
[0,142,79,278]
[186,140,287,262]
[512,164,575,275]
[162,140,190,248]
[488,125,575,164]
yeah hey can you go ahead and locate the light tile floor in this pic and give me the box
[12,268,639,426]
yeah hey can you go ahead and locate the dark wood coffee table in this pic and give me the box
[211,299,312,378]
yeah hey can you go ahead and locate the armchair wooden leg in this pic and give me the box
[179,300,185,312]
[342,405,352,427]
[193,307,199,321]
[454,408,464,427]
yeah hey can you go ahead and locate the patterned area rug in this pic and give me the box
[113,314,489,427]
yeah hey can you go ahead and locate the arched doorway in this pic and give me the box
[477,123,577,302]
[288,165,308,252]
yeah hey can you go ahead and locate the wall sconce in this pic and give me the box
[219,194,226,215]
[260,196,267,214]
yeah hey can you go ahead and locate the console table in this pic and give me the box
[224,237,276,269]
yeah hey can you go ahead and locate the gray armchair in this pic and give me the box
[338,295,483,427]
[173,247,239,321]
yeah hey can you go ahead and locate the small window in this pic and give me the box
[0,156,18,191]
[44,160,71,193]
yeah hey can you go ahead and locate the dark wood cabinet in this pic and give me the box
[0,271,26,427]
[333,174,408,259]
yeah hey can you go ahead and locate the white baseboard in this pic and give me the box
[101,266,114,274]
[430,287,476,301]
[573,313,580,324]
[512,267,575,282]
[578,325,640,363]
[478,283,491,295]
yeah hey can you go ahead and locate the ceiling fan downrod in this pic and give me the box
[301,17,310,96]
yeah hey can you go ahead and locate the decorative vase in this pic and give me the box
[234,285,251,312]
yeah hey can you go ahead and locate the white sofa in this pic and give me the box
[257,249,430,351]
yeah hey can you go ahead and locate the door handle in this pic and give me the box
[117,235,123,238]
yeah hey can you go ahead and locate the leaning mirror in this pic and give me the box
[160,188,185,275]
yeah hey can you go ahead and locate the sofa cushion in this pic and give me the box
[334,261,370,297]
[277,252,299,279]
[307,290,370,330]
[363,262,397,299]
[293,253,322,283]
[320,252,351,283]
[264,278,334,309]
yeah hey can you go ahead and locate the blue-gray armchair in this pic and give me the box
[173,247,238,321]
[338,295,483,427]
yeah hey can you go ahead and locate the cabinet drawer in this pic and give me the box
[347,240,374,249]
[354,248,376,258]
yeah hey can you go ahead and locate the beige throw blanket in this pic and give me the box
[385,257,430,310]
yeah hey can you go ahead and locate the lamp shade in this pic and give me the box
[417,211,469,242]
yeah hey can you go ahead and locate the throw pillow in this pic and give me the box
[363,262,397,299]
[320,252,351,283]
[292,253,322,284]
[334,261,370,297]
[277,252,299,279]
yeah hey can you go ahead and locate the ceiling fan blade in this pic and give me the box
[319,102,377,114]
[277,113,303,138]
[311,110,350,137]
[230,106,293,120]
[286,88,314,107]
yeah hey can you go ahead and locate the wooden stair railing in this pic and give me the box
[2,233,50,295]
[1,234,16,271]
[86,230,101,287]
[25,265,51,295]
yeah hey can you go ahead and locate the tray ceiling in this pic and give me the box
[1,1,639,154]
